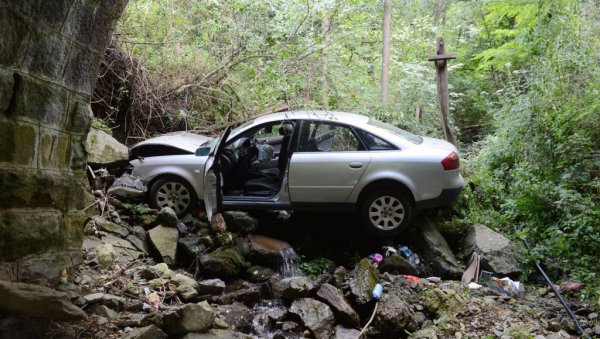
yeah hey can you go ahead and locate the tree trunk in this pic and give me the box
[434,38,456,145]
[322,7,330,108]
[381,0,392,104]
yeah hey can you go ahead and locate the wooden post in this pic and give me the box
[427,38,456,145]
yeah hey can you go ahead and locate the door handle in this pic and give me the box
[349,162,363,169]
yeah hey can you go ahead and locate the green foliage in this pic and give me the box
[299,256,334,280]
[91,117,112,135]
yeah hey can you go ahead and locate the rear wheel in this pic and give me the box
[360,188,412,236]
[149,176,197,216]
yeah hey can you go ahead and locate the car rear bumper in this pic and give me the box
[415,187,463,210]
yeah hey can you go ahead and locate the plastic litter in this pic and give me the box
[486,277,525,296]
[143,287,161,311]
[558,281,584,294]
[107,173,147,198]
[398,246,420,267]
[372,283,383,300]
[368,253,383,266]
[383,246,397,257]
[468,282,483,289]
[403,275,420,285]
[426,277,442,284]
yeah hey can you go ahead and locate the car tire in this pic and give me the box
[360,188,412,236]
[149,176,198,216]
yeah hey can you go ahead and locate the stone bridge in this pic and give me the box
[0,1,127,262]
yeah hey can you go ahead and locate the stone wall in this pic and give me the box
[0,0,127,261]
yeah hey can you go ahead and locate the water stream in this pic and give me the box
[278,247,301,278]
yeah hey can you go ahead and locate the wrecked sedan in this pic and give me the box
[129,111,463,236]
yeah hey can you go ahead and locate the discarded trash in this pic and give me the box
[558,281,585,294]
[479,270,493,284]
[398,246,420,267]
[461,252,481,284]
[143,287,161,311]
[426,277,442,284]
[403,275,420,285]
[487,277,525,296]
[368,253,383,266]
[372,283,383,300]
[383,246,397,257]
[107,173,147,198]
[468,282,483,290]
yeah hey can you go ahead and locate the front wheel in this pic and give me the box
[360,189,412,236]
[149,176,198,216]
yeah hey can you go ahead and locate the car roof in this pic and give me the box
[252,110,370,127]
[130,132,212,153]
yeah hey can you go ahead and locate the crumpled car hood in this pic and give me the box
[131,132,213,154]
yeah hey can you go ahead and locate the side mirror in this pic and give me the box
[195,146,211,156]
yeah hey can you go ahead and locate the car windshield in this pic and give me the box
[202,119,255,151]
[367,119,423,144]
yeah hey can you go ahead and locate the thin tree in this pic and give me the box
[322,5,330,108]
[381,0,392,104]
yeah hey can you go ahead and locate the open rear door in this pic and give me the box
[203,127,232,221]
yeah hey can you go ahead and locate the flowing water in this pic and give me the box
[278,247,301,278]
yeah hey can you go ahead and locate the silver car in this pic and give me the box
[130,111,463,236]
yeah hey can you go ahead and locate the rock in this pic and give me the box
[409,327,438,339]
[178,235,206,266]
[148,225,178,265]
[86,128,128,164]
[246,265,274,282]
[100,234,144,260]
[182,329,252,339]
[0,281,85,321]
[423,288,465,316]
[593,324,600,336]
[199,247,246,279]
[211,213,227,232]
[333,266,348,289]
[83,293,126,311]
[289,298,335,338]
[162,301,215,335]
[348,258,379,305]
[0,316,50,339]
[126,234,151,256]
[218,284,262,307]
[316,283,359,326]
[332,325,361,339]
[459,224,521,277]
[222,211,258,233]
[412,219,463,278]
[379,253,419,276]
[271,276,316,301]
[156,207,178,228]
[88,304,119,320]
[15,249,83,284]
[588,312,598,320]
[121,325,167,339]
[197,278,226,295]
[93,216,130,238]
[95,243,116,269]
[247,234,292,265]
[215,302,254,332]
[374,289,418,335]
[171,273,199,302]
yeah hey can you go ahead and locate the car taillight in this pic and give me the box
[441,151,460,171]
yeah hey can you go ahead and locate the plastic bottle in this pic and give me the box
[372,283,383,300]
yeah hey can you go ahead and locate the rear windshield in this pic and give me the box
[367,119,423,144]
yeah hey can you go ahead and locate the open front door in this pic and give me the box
[203,127,232,221]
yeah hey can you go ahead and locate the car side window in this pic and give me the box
[356,129,397,151]
[297,121,361,152]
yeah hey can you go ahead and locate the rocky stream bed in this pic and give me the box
[0,197,598,338]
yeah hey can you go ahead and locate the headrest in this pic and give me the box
[279,124,293,136]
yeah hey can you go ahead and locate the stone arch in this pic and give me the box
[0,1,127,261]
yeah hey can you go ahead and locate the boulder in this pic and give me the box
[199,247,246,279]
[423,288,465,316]
[100,234,144,260]
[215,302,254,332]
[86,128,128,164]
[373,289,418,335]
[121,325,167,339]
[333,325,361,339]
[162,301,215,335]
[178,235,206,266]
[156,207,178,228]
[148,225,178,265]
[316,283,359,326]
[408,327,438,339]
[459,224,522,277]
[211,213,227,232]
[333,266,348,289]
[93,216,129,238]
[95,243,116,269]
[15,249,83,284]
[379,254,419,276]
[182,329,252,339]
[270,276,316,301]
[88,304,119,320]
[218,284,262,307]
[247,234,292,265]
[246,265,273,282]
[126,235,151,256]
[0,281,85,321]
[0,316,49,339]
[171,273,199,302]
[412,219,463,278]
[289,298,335,338]
[222,211,257,233]
[83,293,126,311]
[197,278,226,295]
[348,258,379,305]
